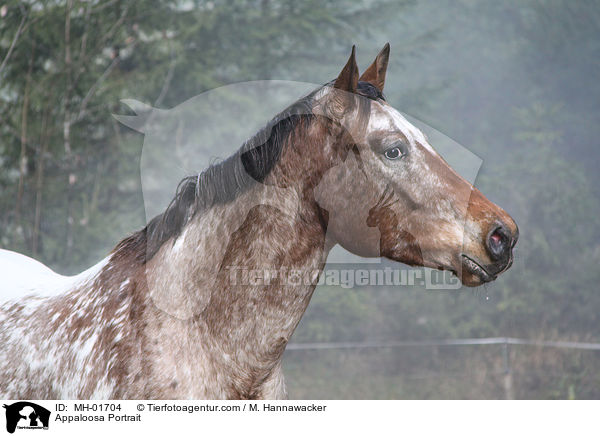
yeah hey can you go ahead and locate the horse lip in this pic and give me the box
[461,254,495,283]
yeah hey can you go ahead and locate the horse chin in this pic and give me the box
[458,254,497,287]
[458,272,488,287]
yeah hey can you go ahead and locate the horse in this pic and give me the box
[0,44,518,399]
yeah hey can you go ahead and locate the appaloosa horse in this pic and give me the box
[0,44,518,399]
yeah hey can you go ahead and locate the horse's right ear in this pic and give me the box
[359,43,390,92]
[334,46,359,94]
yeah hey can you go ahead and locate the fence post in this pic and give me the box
[502,339,514,400]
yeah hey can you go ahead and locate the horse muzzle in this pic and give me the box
[459,220,519,286]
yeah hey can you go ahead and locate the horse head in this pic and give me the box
[308,45,518,286]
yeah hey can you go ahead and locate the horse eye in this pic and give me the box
[384,146,403,160]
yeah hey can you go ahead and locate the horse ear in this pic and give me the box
[334,45,359,94]
[359,43,390,92]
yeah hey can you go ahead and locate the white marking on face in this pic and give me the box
[368,101,432,152]
[364,100,443,195]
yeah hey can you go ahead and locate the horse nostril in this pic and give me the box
[487,225,510,261]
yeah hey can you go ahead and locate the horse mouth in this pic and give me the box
[460,254,495,284]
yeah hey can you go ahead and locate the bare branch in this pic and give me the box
[78,0,93,61]
[154,47,177,108]
[76,36,140,123]
[0,9,28,78]
[76,54,121,122]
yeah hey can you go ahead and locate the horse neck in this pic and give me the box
[144,179,330,364]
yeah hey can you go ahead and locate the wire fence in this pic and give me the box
[287,337,600,351]
[284,338,600,399]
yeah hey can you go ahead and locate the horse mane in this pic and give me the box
[113,81,385,263]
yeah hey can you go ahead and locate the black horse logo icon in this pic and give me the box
[2,402,50,433]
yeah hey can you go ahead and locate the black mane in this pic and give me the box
[115,81,385,262]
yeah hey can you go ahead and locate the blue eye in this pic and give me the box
[384,146,403,160]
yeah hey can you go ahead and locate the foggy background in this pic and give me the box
[1,0,599,398]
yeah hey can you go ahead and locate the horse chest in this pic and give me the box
[140,304,289,399]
